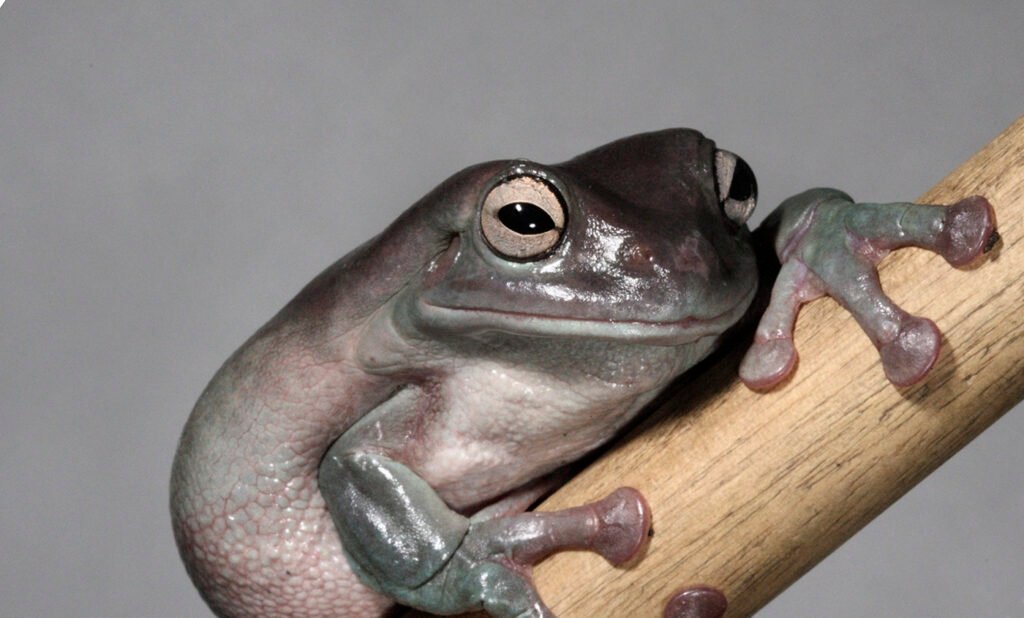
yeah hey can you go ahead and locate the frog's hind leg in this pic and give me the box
[319,449,651,618]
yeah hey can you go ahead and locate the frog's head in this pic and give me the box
[399,129,759,348]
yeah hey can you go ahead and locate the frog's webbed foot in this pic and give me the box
[741,189,996,389]
[319,449,651,618]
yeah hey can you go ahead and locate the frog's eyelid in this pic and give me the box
[715,149,757,225]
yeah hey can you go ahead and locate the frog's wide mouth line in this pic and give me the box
[414,285,755,345]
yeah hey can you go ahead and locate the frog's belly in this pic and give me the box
[405,358,674,511]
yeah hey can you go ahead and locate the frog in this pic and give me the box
[170,128,996,618]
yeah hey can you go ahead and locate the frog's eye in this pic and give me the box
[481,175,566,260]
[714,149,758,225]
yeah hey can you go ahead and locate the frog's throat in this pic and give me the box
[412,284,755,346]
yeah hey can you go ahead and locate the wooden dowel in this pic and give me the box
[524,117,1024,617]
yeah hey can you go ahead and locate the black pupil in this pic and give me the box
[728,156,757,202]
[497,202,555,235]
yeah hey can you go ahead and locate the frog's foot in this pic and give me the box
[741,190,996,389]
[663,586,728,618]
[319,449,651,618]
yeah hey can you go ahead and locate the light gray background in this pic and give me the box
[1,2,1021,616]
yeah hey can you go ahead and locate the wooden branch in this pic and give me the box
[525,116,1024,617]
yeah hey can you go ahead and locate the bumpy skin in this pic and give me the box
[171,129,996,617]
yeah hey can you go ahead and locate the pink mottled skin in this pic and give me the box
[171,323,396,615]
[172,129,996,617]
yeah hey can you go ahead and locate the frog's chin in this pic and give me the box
[411,285,754,347]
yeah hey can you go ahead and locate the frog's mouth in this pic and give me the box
[411,283,755,346]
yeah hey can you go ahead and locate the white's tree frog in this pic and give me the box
[171,129,996,618]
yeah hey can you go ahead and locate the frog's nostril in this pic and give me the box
[623,244,657,269]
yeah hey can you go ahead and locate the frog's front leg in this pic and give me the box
[741,188,997,389]
[319,448,651,617]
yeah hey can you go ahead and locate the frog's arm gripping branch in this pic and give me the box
[320,449,651,618]
[504,117,1023,618]
[741,189,995,389]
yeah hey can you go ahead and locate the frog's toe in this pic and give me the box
[740,338,797,390]
[465,487,652,569]
[839,194,998,266]
[815,262,939,387]
[663,586,728,618]
[740,259,819,390]
[878,315,941,387]
[589,487,652,566]
[936,195,997,266]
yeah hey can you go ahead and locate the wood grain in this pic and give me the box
[413,116,1024,618]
